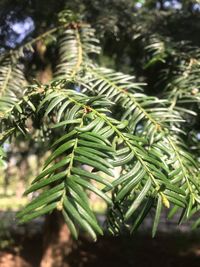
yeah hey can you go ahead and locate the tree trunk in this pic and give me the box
[40,211,72,267]
[16,160,27,199]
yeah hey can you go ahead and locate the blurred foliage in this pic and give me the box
[0,214,14,249]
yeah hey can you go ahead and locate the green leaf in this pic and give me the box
[75,148,113,169]
[80,132,110,145]
[32,158,69,183]
[24,171,66,194]
[62,210,78,239]
[152,196,162,238]
[76,146,109,158]
[17,190,62,218]
[19,202,57,223]
[76,117,102,132]
[112,161,141,187]
[51,119,81,128]
[71,175,112,204]
[71,167,113,188]
[115,169,146,201]
[51,130,77,148]
[125,179,151,220]
[45,140,75,166]
[74,155,113,177]
[45,95,66,116]
[63,196,97,240]
[78,140,115,152]
[112,152,134,167]
[131,198,154,233]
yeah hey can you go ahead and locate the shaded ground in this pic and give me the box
[1,231,200,267]
[1,211,200,266]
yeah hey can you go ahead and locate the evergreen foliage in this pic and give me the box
[0,8,200,240]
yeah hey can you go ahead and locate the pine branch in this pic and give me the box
[16,90,115,239]
[0,85,44,144]
[81,66,200,230]
[54,24,100,80]
[0,58,27,113]
[1,16,199,238]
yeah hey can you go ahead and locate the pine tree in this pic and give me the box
[0,9,200,242]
